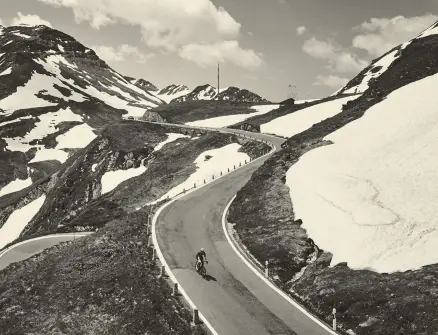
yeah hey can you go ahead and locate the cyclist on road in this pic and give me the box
[196,248,208,272]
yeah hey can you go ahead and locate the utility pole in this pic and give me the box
[288,85,297,100]
[217,63,220,99]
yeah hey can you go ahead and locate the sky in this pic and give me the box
[0,0,437,102]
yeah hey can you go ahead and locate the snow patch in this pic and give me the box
[261,96,358,138]
[58,44,65,53]
[0,73,58,114]
[101,160,147,194]
[416,23,438,39]
[56,123,97,149]
[0,195,46,249]
[344,50,400,94]
[5,108,83,152]
[153,133,190,152]
[13,32,32,39]
[0,178,32,197]
[149,143,249,204]
[0,67,12,76]
[287,73,438,273]
[0,115,32,128]
[186,104,280,128]
[29,148,69,164]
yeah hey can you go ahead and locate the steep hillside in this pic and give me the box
[0,209,207,335]
[145,100,276,125]
[228,21,438,334]
[0,24,163,198]
[124,76,159,92]
[156,84,190,103]
[333,21,438,95]
[0,120,269,250]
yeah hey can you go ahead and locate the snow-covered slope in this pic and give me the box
[334,21,438,95]
[0,24,162,193]
[171,84,269,104]
[123,76,159,93]
[288,72,438,273]
[156,84,191,103]
[149,143,250,204]
[260,96,358,137]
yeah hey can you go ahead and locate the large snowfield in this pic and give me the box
[286,73,438,273]
[0,195,46,249]
[185,104,280,128]
[260,96,358,138]
[149,143,250,204]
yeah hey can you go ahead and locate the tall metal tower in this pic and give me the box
[288,85,297,100]
[217,63,220,99]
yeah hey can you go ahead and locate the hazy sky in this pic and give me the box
[1,0,438,102]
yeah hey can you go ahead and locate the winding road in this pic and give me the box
[0,121,335,334]
[154,125,335,335]
[0,233,92,271]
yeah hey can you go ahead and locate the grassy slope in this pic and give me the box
[146,100,275,124]
[0,209,206,335]
[0,120,270,250]
[0,120,270,334]
[228,33,438,334]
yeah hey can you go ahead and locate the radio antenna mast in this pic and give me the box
[217,63,220,99]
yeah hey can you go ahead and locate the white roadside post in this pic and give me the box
[192,309,200,325]
[159,265,166,278]
[332,307,337,331]
[265,260,269,277]
[172,283,179,296]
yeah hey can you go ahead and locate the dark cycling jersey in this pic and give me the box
[196,250,206,261]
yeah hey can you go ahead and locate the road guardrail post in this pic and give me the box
[146,225,151,235]
[204,179,206,184]
[265,260,269,277]
[212,175,215,180]
[332,308,337,330]
[151,247,156,260]
[172,283,179,296]
[192,309,200,325]
[194,183,196,188]
[159,265,166,278]
[183,188,186,193]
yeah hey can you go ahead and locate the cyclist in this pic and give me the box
[195,248,208,272]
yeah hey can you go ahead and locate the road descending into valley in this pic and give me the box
[154,123,336,335]
[0,119,334,335]
[0,233,93,271]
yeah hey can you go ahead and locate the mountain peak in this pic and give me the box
[333,20,438,96]
[170,84,269,103]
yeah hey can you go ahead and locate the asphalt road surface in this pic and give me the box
[0,233,92,271]
[0,122,332,335]
[156,130,334,335]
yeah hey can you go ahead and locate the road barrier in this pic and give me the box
[172,283,179,296]
[142,119,278,335]
[333,308,337,331]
